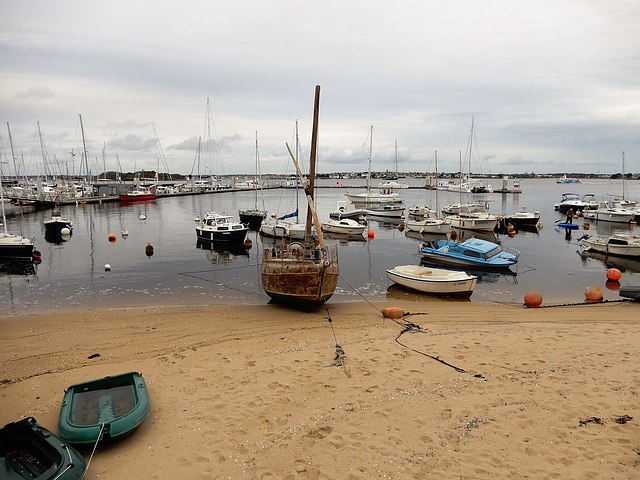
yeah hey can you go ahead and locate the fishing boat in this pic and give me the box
[196,212,248,243]
[419,237,519,270]
[238,132,267,229]
[120,187,156,201]
[0,417,87,480]
[580,234,640,257]
[260,86,339,310]
[57,371,151,446]
[321,218,366,235]
[386,265,477,297]
[345,126,403,205]
[43,210,73,236]
[1,184,35,261]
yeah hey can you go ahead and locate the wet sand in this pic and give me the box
[1,299,638,479]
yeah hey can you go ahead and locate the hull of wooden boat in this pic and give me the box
[58,371,150,445]
[260,247,339,310]
[387,266,476,297]
[0,417,87,480]
[195,226,248,243]
[446,216,497,232]
[405,220,449,234]
[0,233,34,261]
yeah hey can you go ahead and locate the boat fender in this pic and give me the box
[323,259,330,267]
[382,307,404,319]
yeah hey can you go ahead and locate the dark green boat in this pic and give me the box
[0,417,87,480]
[58,371,151,446]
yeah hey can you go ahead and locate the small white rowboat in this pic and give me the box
[386,265,477,297]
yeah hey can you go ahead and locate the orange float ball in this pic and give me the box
[584,285,603,301]
[367,230,374,238]
[524,291,543,308]
[606,268,621,281]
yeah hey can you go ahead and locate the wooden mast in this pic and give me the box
[305,85,320,237]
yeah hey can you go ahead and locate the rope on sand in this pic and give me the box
[338,274,467,374]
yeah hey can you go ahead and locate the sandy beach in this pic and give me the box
[1,299,638,479]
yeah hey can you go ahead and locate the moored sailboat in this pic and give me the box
[260,86,339,310]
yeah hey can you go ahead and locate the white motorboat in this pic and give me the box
[445,203,497,232]
[260,213,312,240]
[582,201,635,223]
[405,207,449,234]
[321,218,366,235]
[386,264,477,297]
[195,212,248,243]
[328,201,368,221]
[580,234,640,257]
[554,193,597,213]
[364,202,405,218]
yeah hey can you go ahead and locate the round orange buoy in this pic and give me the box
[367,230,374,238]
[606,268,621,281]
[584,285,603,301]
[583,222,590,230]
[244,239,252,250]
[108,234,116,243]
[605,280,621,291]
[450,230,457,239]
[31,250,41,259]
[397,223,404,232]
[381,307,404,319]
[145,243,154,257]
[524,291,542,308]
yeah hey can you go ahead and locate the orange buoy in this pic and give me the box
[381,307,404,319]
[244,239,252,249]
[449,230,457,239]
[145,243,154,257]
[108,234,116,243]
[605,280,621,291]
[583,222,590,230]
[367,230,374,238]
[606,268,621,281]
[397,223,404,232]
[524,291,542,308]
[584,285,603,301]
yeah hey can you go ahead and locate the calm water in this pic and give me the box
[2,177,640,317]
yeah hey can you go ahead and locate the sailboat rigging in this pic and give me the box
[260,85,339,310]
[345,126,403,205]
[238,132,267,229]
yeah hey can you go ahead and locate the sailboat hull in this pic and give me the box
[260,246,339,310]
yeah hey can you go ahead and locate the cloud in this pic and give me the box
[14,85,55,100]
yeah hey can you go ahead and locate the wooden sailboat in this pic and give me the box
[260,86,339,310]
[239,132,267,229]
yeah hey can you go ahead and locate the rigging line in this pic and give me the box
[177,263,258,276]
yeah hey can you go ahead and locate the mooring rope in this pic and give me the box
[81,423,105,480]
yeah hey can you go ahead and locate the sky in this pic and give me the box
[1,0,639,178]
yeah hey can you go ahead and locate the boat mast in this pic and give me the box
[305,85,320,237]
[622,151,626,200]
[79,114,89,182]
[295,120,300,222]
[6,123,19,178]
[366,125,373,192]
[254,131,259,208]
[435,150,438,217]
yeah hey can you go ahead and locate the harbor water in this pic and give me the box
[2,177,640,317]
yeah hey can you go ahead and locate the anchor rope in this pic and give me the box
[81,423,105,480]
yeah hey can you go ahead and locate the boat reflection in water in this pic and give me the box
[0,261,38,276]
[196,239,250,264]
[579,249,640,273]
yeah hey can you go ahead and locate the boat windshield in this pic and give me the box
[483,245,504,259]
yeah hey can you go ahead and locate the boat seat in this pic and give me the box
[98,395,116,424]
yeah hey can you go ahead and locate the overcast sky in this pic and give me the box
[1,0,639,178]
